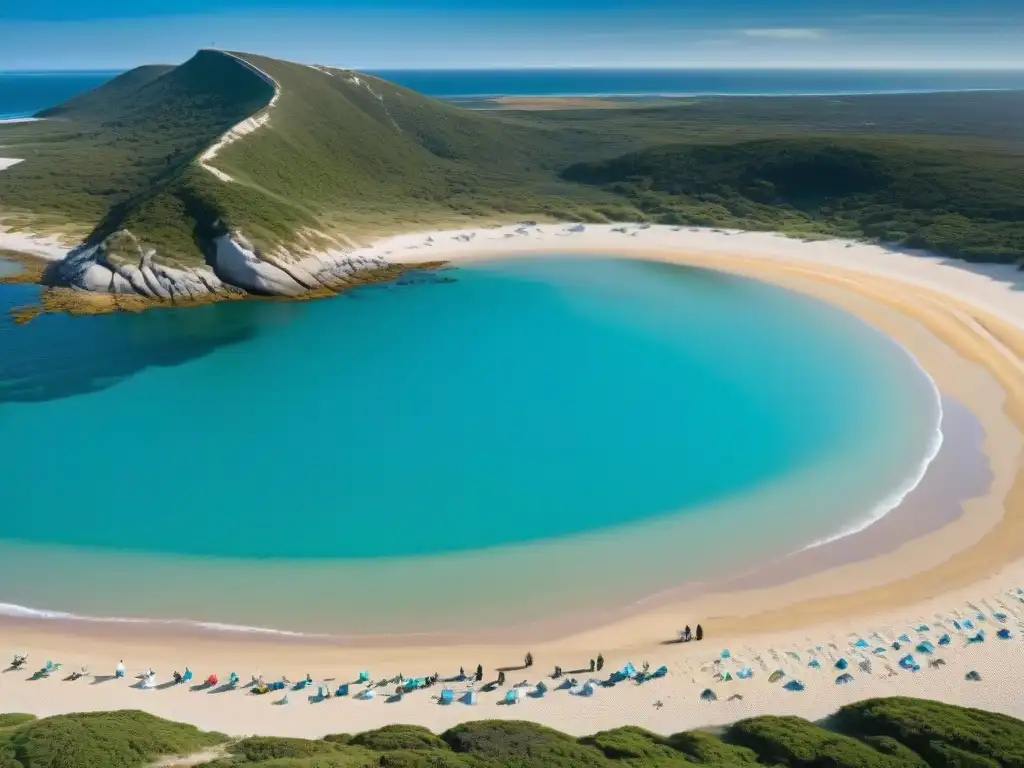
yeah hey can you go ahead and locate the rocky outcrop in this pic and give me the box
[212,234,392,296]
[47,231,230,300]
[39,228,395,302]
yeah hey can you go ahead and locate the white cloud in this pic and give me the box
[742,28,825,40]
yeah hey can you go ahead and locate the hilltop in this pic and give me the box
[0,49,1023,304]
[2,697,1024,767]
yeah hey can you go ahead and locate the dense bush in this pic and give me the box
[561,137,1024,263]
[3,697,1024,767]
[6,710,225,768]
[834,697,1024,767]
[348,725,449,752]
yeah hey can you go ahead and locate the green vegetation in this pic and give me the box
[1,698,1023,767]
[561,140,1024,264]
[561,137,1024,262]
[0,711,224,768]
[0,50,272,244]
[1,48,1022,271]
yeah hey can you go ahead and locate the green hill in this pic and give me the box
[561,137,1024,263]
[0,48,614,273]
[1,697,1023,767]
[0,49,1023,302]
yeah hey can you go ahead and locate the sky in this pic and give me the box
[1,0,1023,71]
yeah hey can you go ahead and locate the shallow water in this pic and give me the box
[0,256,940,634]
[0,256,22,278]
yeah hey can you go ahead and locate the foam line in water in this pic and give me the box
[797,345,945,553]
[0,602,325,638]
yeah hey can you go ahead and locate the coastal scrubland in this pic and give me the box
[1,697,1022,767]
[0,49,1022,275]
[561,137,1024,262]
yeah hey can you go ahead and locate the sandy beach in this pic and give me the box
[3,223,1024,738]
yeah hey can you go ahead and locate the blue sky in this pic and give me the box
[1,0,1022,70]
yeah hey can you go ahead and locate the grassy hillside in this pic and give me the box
[562,137,1024,262]
[1,49,1023,271]
[1,697,1022,767]
[0,50,273,242]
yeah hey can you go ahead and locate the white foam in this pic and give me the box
[798,346,945,551]
[0,602,326,638]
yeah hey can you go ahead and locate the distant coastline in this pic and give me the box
[4,68,1024,118]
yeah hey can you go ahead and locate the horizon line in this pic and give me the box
[4,64,1024,74]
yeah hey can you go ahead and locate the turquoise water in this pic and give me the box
[0,256,940,634]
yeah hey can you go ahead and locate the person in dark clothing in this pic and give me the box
[524,652,533,668]
[475,664,483,682]
[589,658,596,672]
[695,624,703,641]
[683,625,691,642]
[596,654,604,671]
[497,670,506,686]
[553,665,562,678]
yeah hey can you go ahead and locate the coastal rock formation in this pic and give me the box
[212,232,392,296]
[48,232,227,300]
[43,228,394,300]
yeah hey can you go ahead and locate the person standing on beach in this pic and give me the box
[596,654,604,671]
[475,664,483,682]
[696,624,703,641]
[524,652,533,668]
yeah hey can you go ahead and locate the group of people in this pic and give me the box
[680,624,704,642]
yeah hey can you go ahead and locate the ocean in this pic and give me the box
[0,71,119,119]
[375,68,1024,99]
[2,68,1024,119]
[0,257,941,635]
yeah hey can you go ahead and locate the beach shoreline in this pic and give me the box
[3,223,1024,736]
